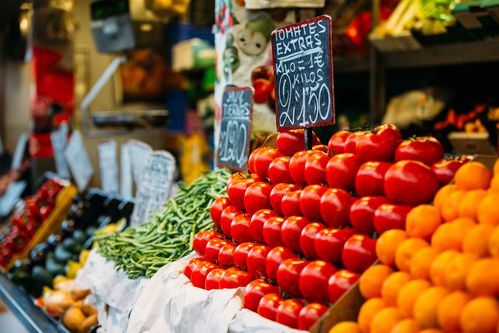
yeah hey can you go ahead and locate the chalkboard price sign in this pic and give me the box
[216,87,253,171]
[271,15,335,130]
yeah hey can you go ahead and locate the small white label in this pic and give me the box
[98,140,119,194]
[11,133,28,170]
[50,124,70,179]
[0,181,27,216]
[120,143,133,198]
[64,130,94,191]
[128,140,152,189]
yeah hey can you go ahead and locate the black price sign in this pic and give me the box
[217,87,253,171]
[271,15,335,130]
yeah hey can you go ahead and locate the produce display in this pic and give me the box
[96,168,231,279]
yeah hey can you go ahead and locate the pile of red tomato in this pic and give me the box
[184,125,468,330]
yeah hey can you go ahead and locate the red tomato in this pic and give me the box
[191,261,219,288]
[205,268,226,290]
[289,150,320,186]
[249,209,278,243]
[193,230,222,256]
[248,148,266,174]
[269,183,300,215]
[384,160,440,205]
[234,242,256,270]
[300,223,325,259]
[344,131,369,154]
[395,136,444,166]
[314,228,355,264]
[298,303,329,330]
[254,148,283,179]
[265,246,297,281]
[281,216,311,252]
[227,178,255,211]
[349,196,388,235]
[355,162,392,197]
[431,158,467,185]
[257,293,283,321]
[210,196,231,228]
[313,144,328,153]
[230,214,252,244]
[328,130,351,156]
[262,216,285,247]
[319,188,351,228]
[243,279,279,312]
[299,185,328,220]
[218,243,236,268]
[327,269,360,303]
[277,129,320,156]
[220,268,252,288]
[220,206,242,238]
[247,245,271,278]
[276,299,304,329]
[281,190,303,217]
[184,258,203,280]
[355,124,402,162]
[373,204,412,234]
[304,152,329,185]
[277,259,309,298]
[205,238,230,263]
[268,156,293,184]
[325,153,362,191]
[244,182,273,215]
[299,260,337,303]
[253,78,273,103]
[342,235,377,273]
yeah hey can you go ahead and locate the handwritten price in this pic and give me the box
[219,120,248,166]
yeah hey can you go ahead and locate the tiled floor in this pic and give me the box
[0,303,29,333]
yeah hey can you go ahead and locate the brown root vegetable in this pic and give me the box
[63,307,86,333]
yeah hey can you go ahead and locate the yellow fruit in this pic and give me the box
[390,319,419,333]
[463,224,494,258]
[370,307,402,333]
[477,193,499,226]
[441,190,466,222]
[437,291,471,333]
[465,258,499,297]
[455,161,492,191]
[433,184,456,213]
[376,230,407,267]
[405,205,441,240]
[413,286,449,329]
[458,189,487,220]
[430,250,459,286]
[358,298,386,333]
[396,279,431,318]
[460,296,499,333]
[444,253,476,291]
[395,238,429,272]
[328,321,361,333]
[359,265,394,300]
[381,272,411,307]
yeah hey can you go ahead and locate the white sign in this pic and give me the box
[128,140,152,189]
[11,133,28,170]
[0,181,27,217]
[120,143,133,198]
[64,130,94,191]
[50,124,70,178]
[98,140,119,194]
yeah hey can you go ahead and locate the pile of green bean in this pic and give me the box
[95,168,230,279]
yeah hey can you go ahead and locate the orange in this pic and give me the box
[458,189,487,220]
[489,226,499,257]
[390,319,419,333]
[441,190,466,222]
[395,238,429,272]
[328,321,361,333]
[396,279,431,318]
[432,218,475,251]
[409,247,439,280]
[359,265,394,299]
[450,217,476,250]
[465,258,499,297]
[431,223,455,251]
[419,330,442,333]
[455,161,492,191]
[494,159,499,175]
[460,296,499,333]
[444,253,476,291]
[413,286,449,329]
[381,271,411,306]
[358,297,386,333]
[463,224,494,258]
[489,175,499,192]
[430,250,459,286]
[437,291,471,333]
[370,307,402,333]
[406,205,441,240]
[433,184,457,213]
[477,193,499,226]
[376,230,407,267]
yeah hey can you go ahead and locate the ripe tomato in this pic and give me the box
[328,130,351,156]
[384,160,440,205]
[298,303,329,330]
[325,153,362,191]
[246,245,271,278]
[230,214,252,243]
[277,129,320,156]
[269,183,300,215]
[395,136,444,166]
[205,238,230,263]
[193,230,222,256]
[342,235,377,273]
[314,228,355,264]
[276,299,304,329]
[304,152,329,185]
[268,156,293,184]
[220,268,252,288]
[299,260,337,303]
[218,243,236,268]
[265,246,297,281]
[312,144,328,153]
[191,261,219,288]
[262,216,285,247]
[299,185,328,220]
[344,131,369,154]
[243,279,279,312]
[281,216,311,252]
[210,196,231,228]
[355,124,402,162]
[281,190,303,217]
[373,203,412,234]
[300,223,325,259]
[319,188,351,228]
[220,206,242,238]
[431,158,467,185]
[277,259,309,298]
[244,182,273,215]
[257,293,283,321]
[290,150,320,186]
[249,209,278,243]
[205,268,226,290]
[227,178,255,211]
[254,148,283,179]
[349,196,388,235]
[248,148,266,174]
[327,269,360,303]
[355,162,392,197]
[184,258,203,280]
[234,242,256,270]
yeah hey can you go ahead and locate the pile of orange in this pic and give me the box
[329,160,499,333]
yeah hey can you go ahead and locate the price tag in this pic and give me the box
[50,124,70,179]
[120,143,133,198]
[11,133,28,170]
[64,130,94,191]
[0,181,26,217]
[131,151,176,225]
[98,140,119,194]
[128,140,152,189]
[216,87,253,171]
[271,15,335,130]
